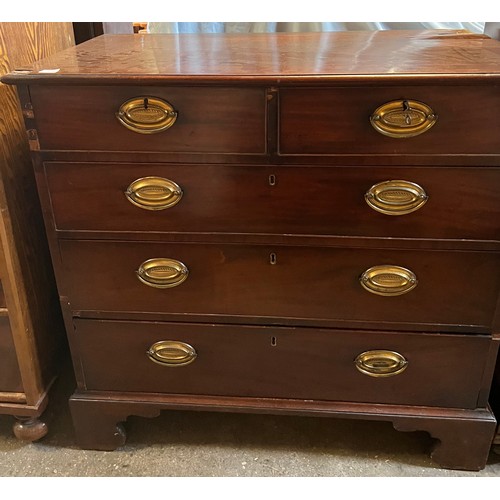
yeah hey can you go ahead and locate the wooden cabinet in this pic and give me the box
[0,23,72,439]
[3,30,500,468]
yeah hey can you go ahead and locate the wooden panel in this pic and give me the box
[279,87,500,155]
[46,162,500,241]
[74,319,491,409]
[30,86,267,153]
[0,316,23,394]
[59,240,500,329]
[0,23,73,405]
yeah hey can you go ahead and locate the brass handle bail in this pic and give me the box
[137,258,189,289]
[355,350,408,377]
[125,177,183,211]
[117,96,178,134]
[147,341,197,367]
[365,180,428,215]
[370,99,437,138]
[360,265,417,296]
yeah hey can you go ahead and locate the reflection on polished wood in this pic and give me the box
[3,30,500,85]
[3,29,500,470]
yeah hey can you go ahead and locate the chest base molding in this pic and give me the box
[69,391,496,471]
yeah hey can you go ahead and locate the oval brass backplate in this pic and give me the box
[365,180,428,216]
[136,258,189,289]
[360,265,417,296]
[370,99,437,138]
[147,340,197,367]
[116,96,178,134]
[355,350,408,377]
[125,177,183,211]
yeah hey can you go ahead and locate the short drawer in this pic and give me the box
[279,86,500,155]
[0,316,23,394]
[30,86,266,154]
[74,319,492,409]
[59,241,500,330]
[46,162,500,241]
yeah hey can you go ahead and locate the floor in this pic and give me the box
[1,366,500,477]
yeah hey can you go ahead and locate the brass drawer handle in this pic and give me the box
[370,99,437,138]
[137,258,188,289]
[125,177,183,211]
[147,341,197,367]
[365,180,428,216]
[360,265,417,296]
[355,350,408,377]
[116,96,178,134]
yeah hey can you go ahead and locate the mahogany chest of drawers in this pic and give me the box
[4,30,500,470]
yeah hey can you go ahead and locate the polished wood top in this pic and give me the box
[3,30,500,85]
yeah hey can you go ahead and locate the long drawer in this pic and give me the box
[30,86,267,153]
[46,162,500,240]
[279,86,500,155]
[74,319,492,409]
[59,240,500,329]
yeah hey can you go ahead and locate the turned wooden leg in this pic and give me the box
[393,416,496,471]
[12,417,48,442]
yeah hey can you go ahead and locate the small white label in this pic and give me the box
[38,68,60,74]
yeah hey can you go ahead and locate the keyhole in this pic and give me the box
[271,336,277,347]
[269,253,277,265]
[269,174,276,186]
[144,98,149,109]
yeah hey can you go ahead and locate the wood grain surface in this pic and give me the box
[279,86,500,155]
[0,316,23,394]
[3,30,500,85]
[73,319,491,409]
[58,240,500,330]
[0,22,73,407]
[4,28,500,466]
[0,23,74,166]
[29,85,267,153]
[44,162,500,241]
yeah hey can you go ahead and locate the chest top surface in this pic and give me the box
[3,30,500,85]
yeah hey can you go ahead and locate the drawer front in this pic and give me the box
[46,162,500,241]
[74,319,491,409]
[30,86,266,153]
[60,241,500,329]
[0,316,23,394]
[279,87,500,155]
